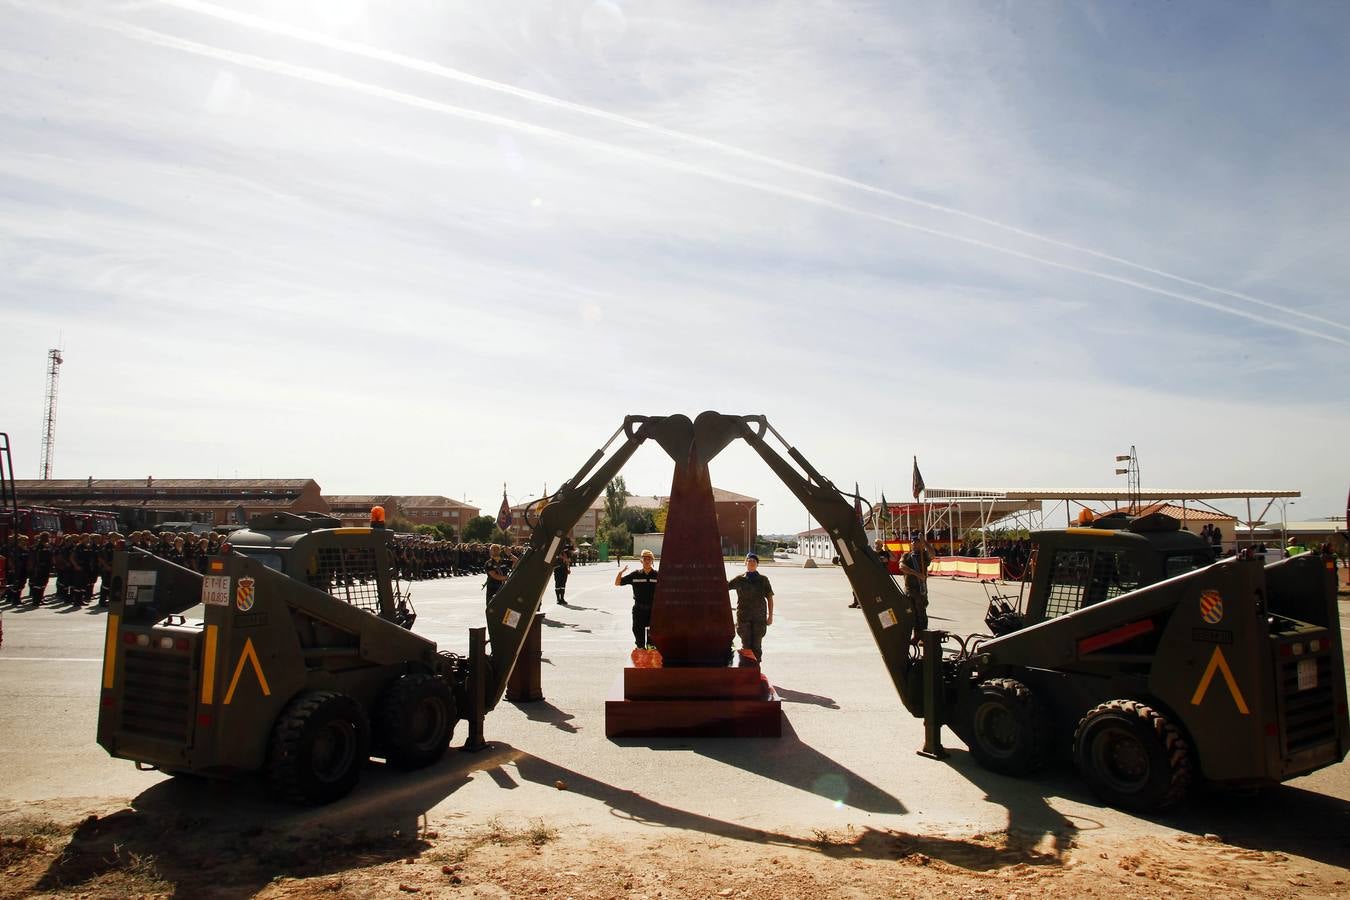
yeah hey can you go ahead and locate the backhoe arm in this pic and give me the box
[483,415,662,710]
[735,415,920,712]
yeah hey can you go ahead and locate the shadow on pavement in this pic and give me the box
[774,686,840,709]
[31,736,1086,894]
[32,768,448,897]
[941,744,1350,869]
[511,698,579,734]
[1150,782,1350,869]
[538,617,592,634]
[616,717,905,815]
[940,747,1083,860]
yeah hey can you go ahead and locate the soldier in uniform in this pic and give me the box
[552,545,572,605]
[28,532,54,605]
[4,536,29,605]
[615,549,659,648]
[484,544,513,606]
[728,552,774,662]
[73,534,97,605]
[898,535,934,639]
[97,534,117,606]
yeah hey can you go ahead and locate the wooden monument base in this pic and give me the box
[605,665,782,738]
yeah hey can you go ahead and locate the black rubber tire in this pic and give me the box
[377,673,456,770]
[1073,699,1192,811]
[962,677,1051,776]
[267,691,369,805]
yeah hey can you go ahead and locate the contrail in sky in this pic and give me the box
[32,5,1350,349]
[153,0,1350,337]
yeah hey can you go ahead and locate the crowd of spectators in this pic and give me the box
[887,530,1033,581]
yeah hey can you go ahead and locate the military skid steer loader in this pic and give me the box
[935,515,1350,810]
[96,512,473,803]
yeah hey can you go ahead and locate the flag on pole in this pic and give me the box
[854,482,865,529]
[880,492,890,538]
[912,457,925,500]
[496,484,513,532]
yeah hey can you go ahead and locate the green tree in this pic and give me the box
[463,515,495,542]
[622,506,655,534]
[652,502,669,533]
[389,515,417,534]
[413,524,439,537]
[604,476,629,528]
[605,522,633,556]
[434,523,459,541]
[490,526,513,546]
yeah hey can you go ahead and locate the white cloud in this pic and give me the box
[1,0,1347,531]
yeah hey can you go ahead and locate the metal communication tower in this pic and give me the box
[40,348,63,479]
[1114,445,1141,513]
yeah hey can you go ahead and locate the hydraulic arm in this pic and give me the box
[482,415,669,710]
[733,415,922,711]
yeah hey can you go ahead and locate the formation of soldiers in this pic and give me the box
[3,531,120,607]
[2,528,600,607]
[2,530,238,607]
[388,536,595,582]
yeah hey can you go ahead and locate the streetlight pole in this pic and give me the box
[1279,499,1295,554]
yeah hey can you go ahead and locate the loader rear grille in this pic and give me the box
[1278,653,1336,756]
[120,649,194,744]
[308,547,380,613]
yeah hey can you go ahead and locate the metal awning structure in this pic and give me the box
[919,487,1302,534]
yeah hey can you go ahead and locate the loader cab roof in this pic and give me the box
[1033,512,1212,555]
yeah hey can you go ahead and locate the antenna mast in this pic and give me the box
[1114,445,1141,513]
[40,348,63,479]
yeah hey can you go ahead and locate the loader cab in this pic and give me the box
[226,511,400,620]
[1022,513,1214,626]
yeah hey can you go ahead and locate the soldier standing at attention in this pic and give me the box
[28,532,54,605]
[615,549,659,648]
[553,545,572,605]
[4,536,29,605]
[484,544,513,606]
[899,535,934,640]
[728,553,774,662]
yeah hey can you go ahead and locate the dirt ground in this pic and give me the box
[3,798,1348,900]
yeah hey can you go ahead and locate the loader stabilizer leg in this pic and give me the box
[916,630,948,760]
[464,627,488,752]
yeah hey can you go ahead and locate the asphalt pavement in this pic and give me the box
[1,560,1348,866]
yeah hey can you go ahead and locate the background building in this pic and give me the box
[14,478,329,529]
[327,495,480,531]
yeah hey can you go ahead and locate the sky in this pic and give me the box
[1,0,1348,535]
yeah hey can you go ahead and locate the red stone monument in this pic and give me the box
[605,412,781,738]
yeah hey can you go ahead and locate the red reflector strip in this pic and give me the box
[1078,619,1155,655]
[196,714,213,727]
[122,632,137,645]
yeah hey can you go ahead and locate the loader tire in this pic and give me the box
[267,691,369,805]
[377,673,456,770]
[1073,700,1192,811]
[962,677,1051,777]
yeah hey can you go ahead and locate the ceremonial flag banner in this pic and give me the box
[854,483,864,528]
[497,486,513,532]
[912,457,925,500]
